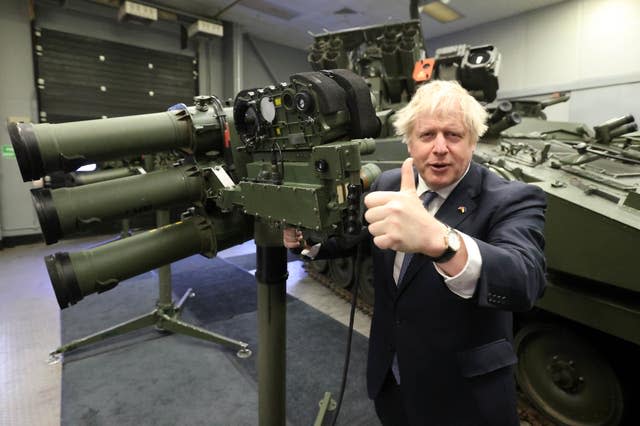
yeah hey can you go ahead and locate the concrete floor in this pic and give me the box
[0,234,371,426]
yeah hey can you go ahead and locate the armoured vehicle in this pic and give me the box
[304,18,640,426]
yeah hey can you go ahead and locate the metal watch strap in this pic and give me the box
[431,226,458,263]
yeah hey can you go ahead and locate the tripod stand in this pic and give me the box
[48,209,251,363]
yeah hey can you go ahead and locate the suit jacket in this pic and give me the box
[319,161,547,426]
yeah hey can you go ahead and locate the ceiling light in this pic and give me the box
[188,20,224,39]
[117,1,158,24]
[334,7,357,15]
[240,0,300,21]
[419,1,463,23]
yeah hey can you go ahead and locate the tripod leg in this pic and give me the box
[157,314,251,358]
[49,310,157,362]
[173,287,195,313]
[313,392,337,426]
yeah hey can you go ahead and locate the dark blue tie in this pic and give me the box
[392,190,437,385]
[396,190,438,285]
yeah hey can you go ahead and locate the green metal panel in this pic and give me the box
[537,279,640,345]
[240,181,325,230]
[542,184,640,293]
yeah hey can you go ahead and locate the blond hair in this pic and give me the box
[393,80,488,144]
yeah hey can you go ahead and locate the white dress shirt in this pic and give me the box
[392,165,482,298]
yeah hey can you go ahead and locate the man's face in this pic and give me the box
[407,110,475,190]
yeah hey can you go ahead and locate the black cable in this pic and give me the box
[271,142,284,183]
[330,242,364,426]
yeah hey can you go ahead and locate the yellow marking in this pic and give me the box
[336,184,345,204]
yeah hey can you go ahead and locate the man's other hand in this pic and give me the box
[283,227,305,249]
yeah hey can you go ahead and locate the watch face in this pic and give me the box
[447,229,461,251]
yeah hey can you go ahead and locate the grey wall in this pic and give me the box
[426,0,640,127]
[0,0,309,238]
[0,0,41,238]
[243,34,311,88]
[220,23,309,101]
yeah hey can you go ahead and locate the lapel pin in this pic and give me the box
[457,206,466,214]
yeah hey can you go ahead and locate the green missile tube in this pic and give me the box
[68,167,140,186]
[31,164,204,245]
[45,215,216,309]
[8,95,227,182]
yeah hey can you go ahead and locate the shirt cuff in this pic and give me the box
[301,243,321,259]
[434,232,482,299]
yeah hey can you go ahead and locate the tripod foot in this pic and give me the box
[237,346,252,358]
[154,324,172,334]
[313,391,337,426]
[47,352,63,365]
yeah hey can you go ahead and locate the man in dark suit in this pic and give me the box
[285,80,546,425]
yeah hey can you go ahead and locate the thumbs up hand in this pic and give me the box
[364,158,446,254]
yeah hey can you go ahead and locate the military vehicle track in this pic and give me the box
[304,262,373,316]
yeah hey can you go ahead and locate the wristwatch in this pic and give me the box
[432,225,461,263]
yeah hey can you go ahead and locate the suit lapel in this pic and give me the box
[396,163,482,295]
[383,249,398,295]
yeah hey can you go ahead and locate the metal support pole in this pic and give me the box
[255,220,288,426]
[232,23,244,95]
[156,209,173,307]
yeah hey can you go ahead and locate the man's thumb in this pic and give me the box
[400,157,416,192]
